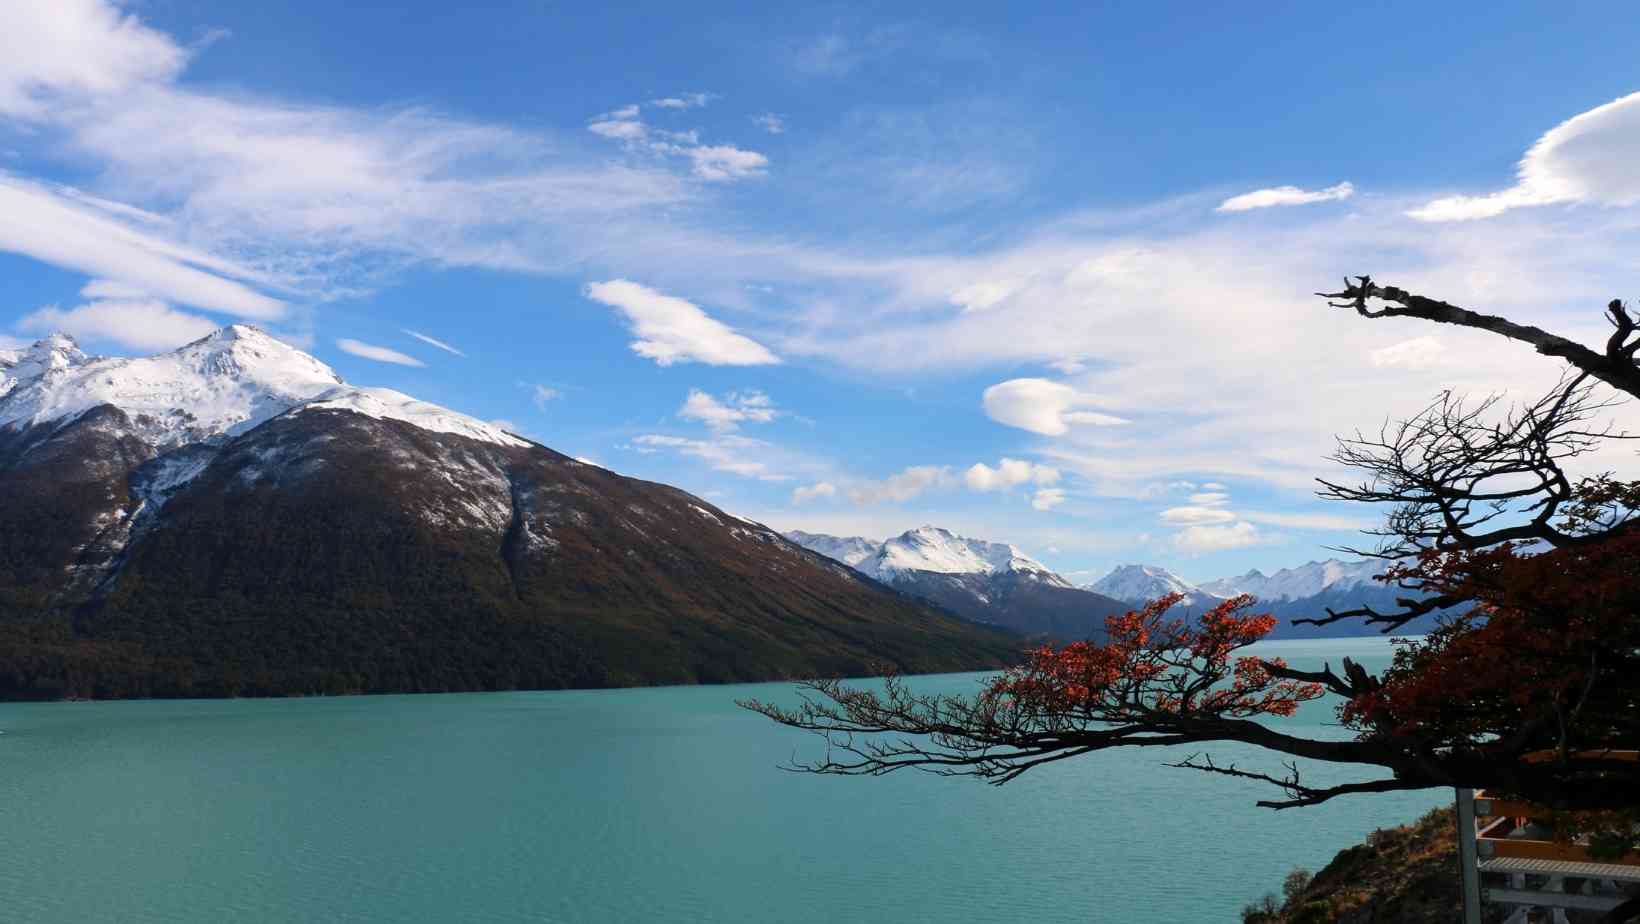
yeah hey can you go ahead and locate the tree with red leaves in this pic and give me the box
[743,280,1640,826]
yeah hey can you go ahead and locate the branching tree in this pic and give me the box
[743,278,1640,837]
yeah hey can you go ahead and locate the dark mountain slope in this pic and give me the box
[0,401,1022,700]
[881,569,1129,640]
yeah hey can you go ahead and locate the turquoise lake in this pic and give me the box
[0,637,1446,923]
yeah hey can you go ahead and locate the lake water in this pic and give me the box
[0,637,1446,923]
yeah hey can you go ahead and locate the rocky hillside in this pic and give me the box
[1242,807,1502,924]
[0,328,1023,700]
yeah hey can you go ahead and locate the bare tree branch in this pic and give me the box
[1320,277,1640,398]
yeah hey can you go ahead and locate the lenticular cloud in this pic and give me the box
[1409,90,1640,222]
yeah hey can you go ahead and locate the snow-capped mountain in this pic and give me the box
[1197,559,1384,602]
[1089,558,1386,606]
[783,531,880,568]
[860,526,1074,588]
[0,326,524,451]
[1087,564,1217,606]
[786,527,1123,639]
[1085,558,1444,639]
[0,328,1017,700]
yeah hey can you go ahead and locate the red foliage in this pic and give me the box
[1341,492,1640,747]
[987,593,1324,721]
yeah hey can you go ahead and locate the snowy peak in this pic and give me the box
[0,326,524,450]
[1,333,89,398]
[863,526,1071,587]
[784,530,880,568]
[1197,559,1383,601]
[300,386,527,448]
[1088,564,1214,605]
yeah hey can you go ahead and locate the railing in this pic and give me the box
[1457,757,1640,921]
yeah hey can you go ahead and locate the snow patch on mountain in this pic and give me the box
[784,530,880,568]
[860,526,1072,587]
[1197,558,1384,601]
[0,326,526,451]
[1089,564,1218,605]
[300,386,528,448]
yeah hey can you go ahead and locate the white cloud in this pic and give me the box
[651,93,712,110]
[964,457,1060,491]
[1172,521,1264,553]
[679,389,778,431]
[1030,487,1066,511]
[0,2,699,307]
[846,465,952,505]
[589,117,647,141]
[1187,491,1229,506]
[1369,335,1445,369]
[632,434,789,481]
[336,338,425,367]
[1409,91,1640,222]
[950,278,1022,312]
[1216,181,1354,212]
[81,279,152,300]
[1200,482,1226,490]
[679,144,769,182]
[982,378,1128,436]
[0,0,186,119]
[587,102,767,183]
[403,329,465,357]
[584,279,779,366]
[752,113,786,135]
[1240,509,1369,531]
[18,298,217,351]
[531,384,560,409]
[792,481,837,504]
[1159,505,1238,526]
[0,176,286,320]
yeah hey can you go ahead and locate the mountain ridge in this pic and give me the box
[0,329,1022,700]
[786,527,1126,640]
[791,531,1448,639]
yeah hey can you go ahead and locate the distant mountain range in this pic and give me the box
[1085,559,1448,638]
[792,533,1447,640]
[786,527,1130,639]
[0,328,1019,700]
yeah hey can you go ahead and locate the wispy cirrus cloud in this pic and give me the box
[336,338,424,367]
[679,389,779,432]
[530,384,560,409]
[0,0,706,314]
[630,433,791,481]
[19,295,217,352]
[1216,181,1354,212]
[403,329,465,357]
[650,93,712,110]
[791,481,837,504]
[585,101,768,182]
[845,464,952,505]
[0,175,286,320]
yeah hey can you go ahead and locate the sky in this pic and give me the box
[4,1,1640,585]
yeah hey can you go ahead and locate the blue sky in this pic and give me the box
[4,1,1640,584]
